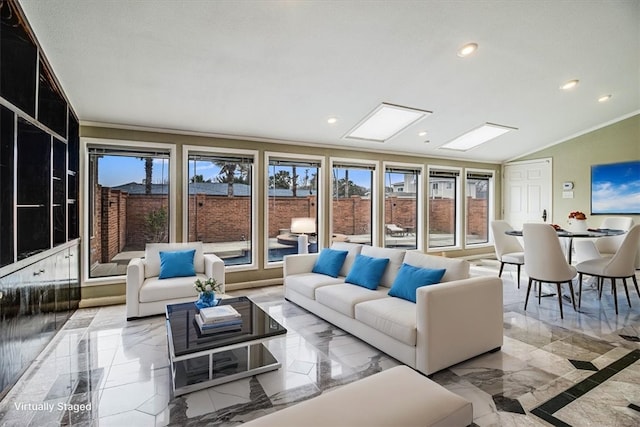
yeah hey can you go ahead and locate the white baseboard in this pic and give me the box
[79,295,126,308]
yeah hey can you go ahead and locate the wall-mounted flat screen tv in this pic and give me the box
[591,160,640,215]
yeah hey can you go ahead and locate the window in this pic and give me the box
[86,144,173,279]
[466,170,494,245]
[266,154,321,264]
[428,168,461,249]
[186,149,256,268]
[331,161,376,245]
[384,164,422,250]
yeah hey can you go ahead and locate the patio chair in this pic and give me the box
[385,224,404,236]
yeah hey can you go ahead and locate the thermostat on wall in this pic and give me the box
[563,181,574,190]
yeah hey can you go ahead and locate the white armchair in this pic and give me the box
[126,242,225,320]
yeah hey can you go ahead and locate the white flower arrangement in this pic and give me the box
[193,277,222,294]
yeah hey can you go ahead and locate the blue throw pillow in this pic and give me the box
[388,263,446,303]
[312,248,349,278]
[345,254,389,290]
[159,249,196,279]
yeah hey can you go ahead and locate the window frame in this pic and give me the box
[464,168,495,248]
[264,152,324,269]
[426,165,462,252]
[183,145,258,272]
[382,161,424,251]
[330,157,379,246]
[82,138,177,286]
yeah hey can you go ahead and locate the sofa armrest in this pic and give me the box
[283,253,320,277]
[204,253,226,293]
[126,258,146,319]
[415,276,503,375]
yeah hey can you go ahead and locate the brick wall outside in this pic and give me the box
[384,196,416,228]
[429,198,455,233]
[332,196,371,235]
[188,194,252,242]
[125,194,169,249]
[100,187,129,262]
[89,183,101,266]
[92,190,488,263]
[268,196,316,237]
[467,197,488,239]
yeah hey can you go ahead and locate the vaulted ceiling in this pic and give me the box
[18,0,640,163]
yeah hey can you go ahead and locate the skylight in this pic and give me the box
[344,103,431,142]
[440,123,516,151]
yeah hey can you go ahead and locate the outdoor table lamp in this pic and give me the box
[291,217,316,254]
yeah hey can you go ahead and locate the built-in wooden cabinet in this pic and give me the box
[0,0,81,399]
[0,1,80,267]
[0,242,80,399]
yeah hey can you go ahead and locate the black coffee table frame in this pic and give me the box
[165,296,287,396]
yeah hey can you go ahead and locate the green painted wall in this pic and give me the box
[515,113,640,225]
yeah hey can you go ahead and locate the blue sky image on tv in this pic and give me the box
[591,160,640,214]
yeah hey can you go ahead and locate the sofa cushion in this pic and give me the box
[139,273,206,303]
[360,246,405,287]
[159,249,196,279]
[315,284,388,318]
[145,242,205,279]
[403,251,470,282]
[330,242,363,277]
[345,254,389,289]
[312,248,349,277]
[286,273,345,299]
[388,263,446,303]
[355,297,417,346]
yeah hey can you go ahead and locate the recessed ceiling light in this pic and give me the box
[598,94,612,103]
[440,123,517,151]
[418,131,427,137]
[457,43,478,57]
[344,103,432,142]
[561,79,579,90]
[327,117,338,124]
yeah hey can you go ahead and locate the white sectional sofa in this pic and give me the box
[284,242,503,376]
[126,242,225,320]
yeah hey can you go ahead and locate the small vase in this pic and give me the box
[195,291,217,309]
[568,219,588,232]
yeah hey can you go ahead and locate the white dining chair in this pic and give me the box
[490,220,525,288]
[575,225,640,315]
[523,223,577,319]
[573,217,634,264]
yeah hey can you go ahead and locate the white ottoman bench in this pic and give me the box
[243,365,472,427]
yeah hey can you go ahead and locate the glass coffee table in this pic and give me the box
[165,296,287,396]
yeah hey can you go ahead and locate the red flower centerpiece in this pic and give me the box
[568,211,587,220]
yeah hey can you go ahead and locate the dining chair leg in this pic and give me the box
[622,278,631,307]
[568,280,576,311]
[578,273,583,308]
[525,278,533,311]
[516,264,521,289]
[538,281,542,305]
[612,278,618,315]
[632,275,640,299]
[556,282,564,319]
[598,277,604,299]
[498,262,505,277]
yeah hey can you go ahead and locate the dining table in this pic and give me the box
[505,227,625,264]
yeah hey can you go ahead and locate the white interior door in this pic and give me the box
[503,159,552,229]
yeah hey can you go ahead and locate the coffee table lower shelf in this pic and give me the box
[170,342,280,396]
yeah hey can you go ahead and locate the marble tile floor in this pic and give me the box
[0,260,639,426]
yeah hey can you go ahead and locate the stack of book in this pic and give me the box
[194,305,242,335]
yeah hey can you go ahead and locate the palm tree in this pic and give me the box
[216,163,237,196]
[139,157,153,194]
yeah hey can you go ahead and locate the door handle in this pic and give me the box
[542,209,547,222]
